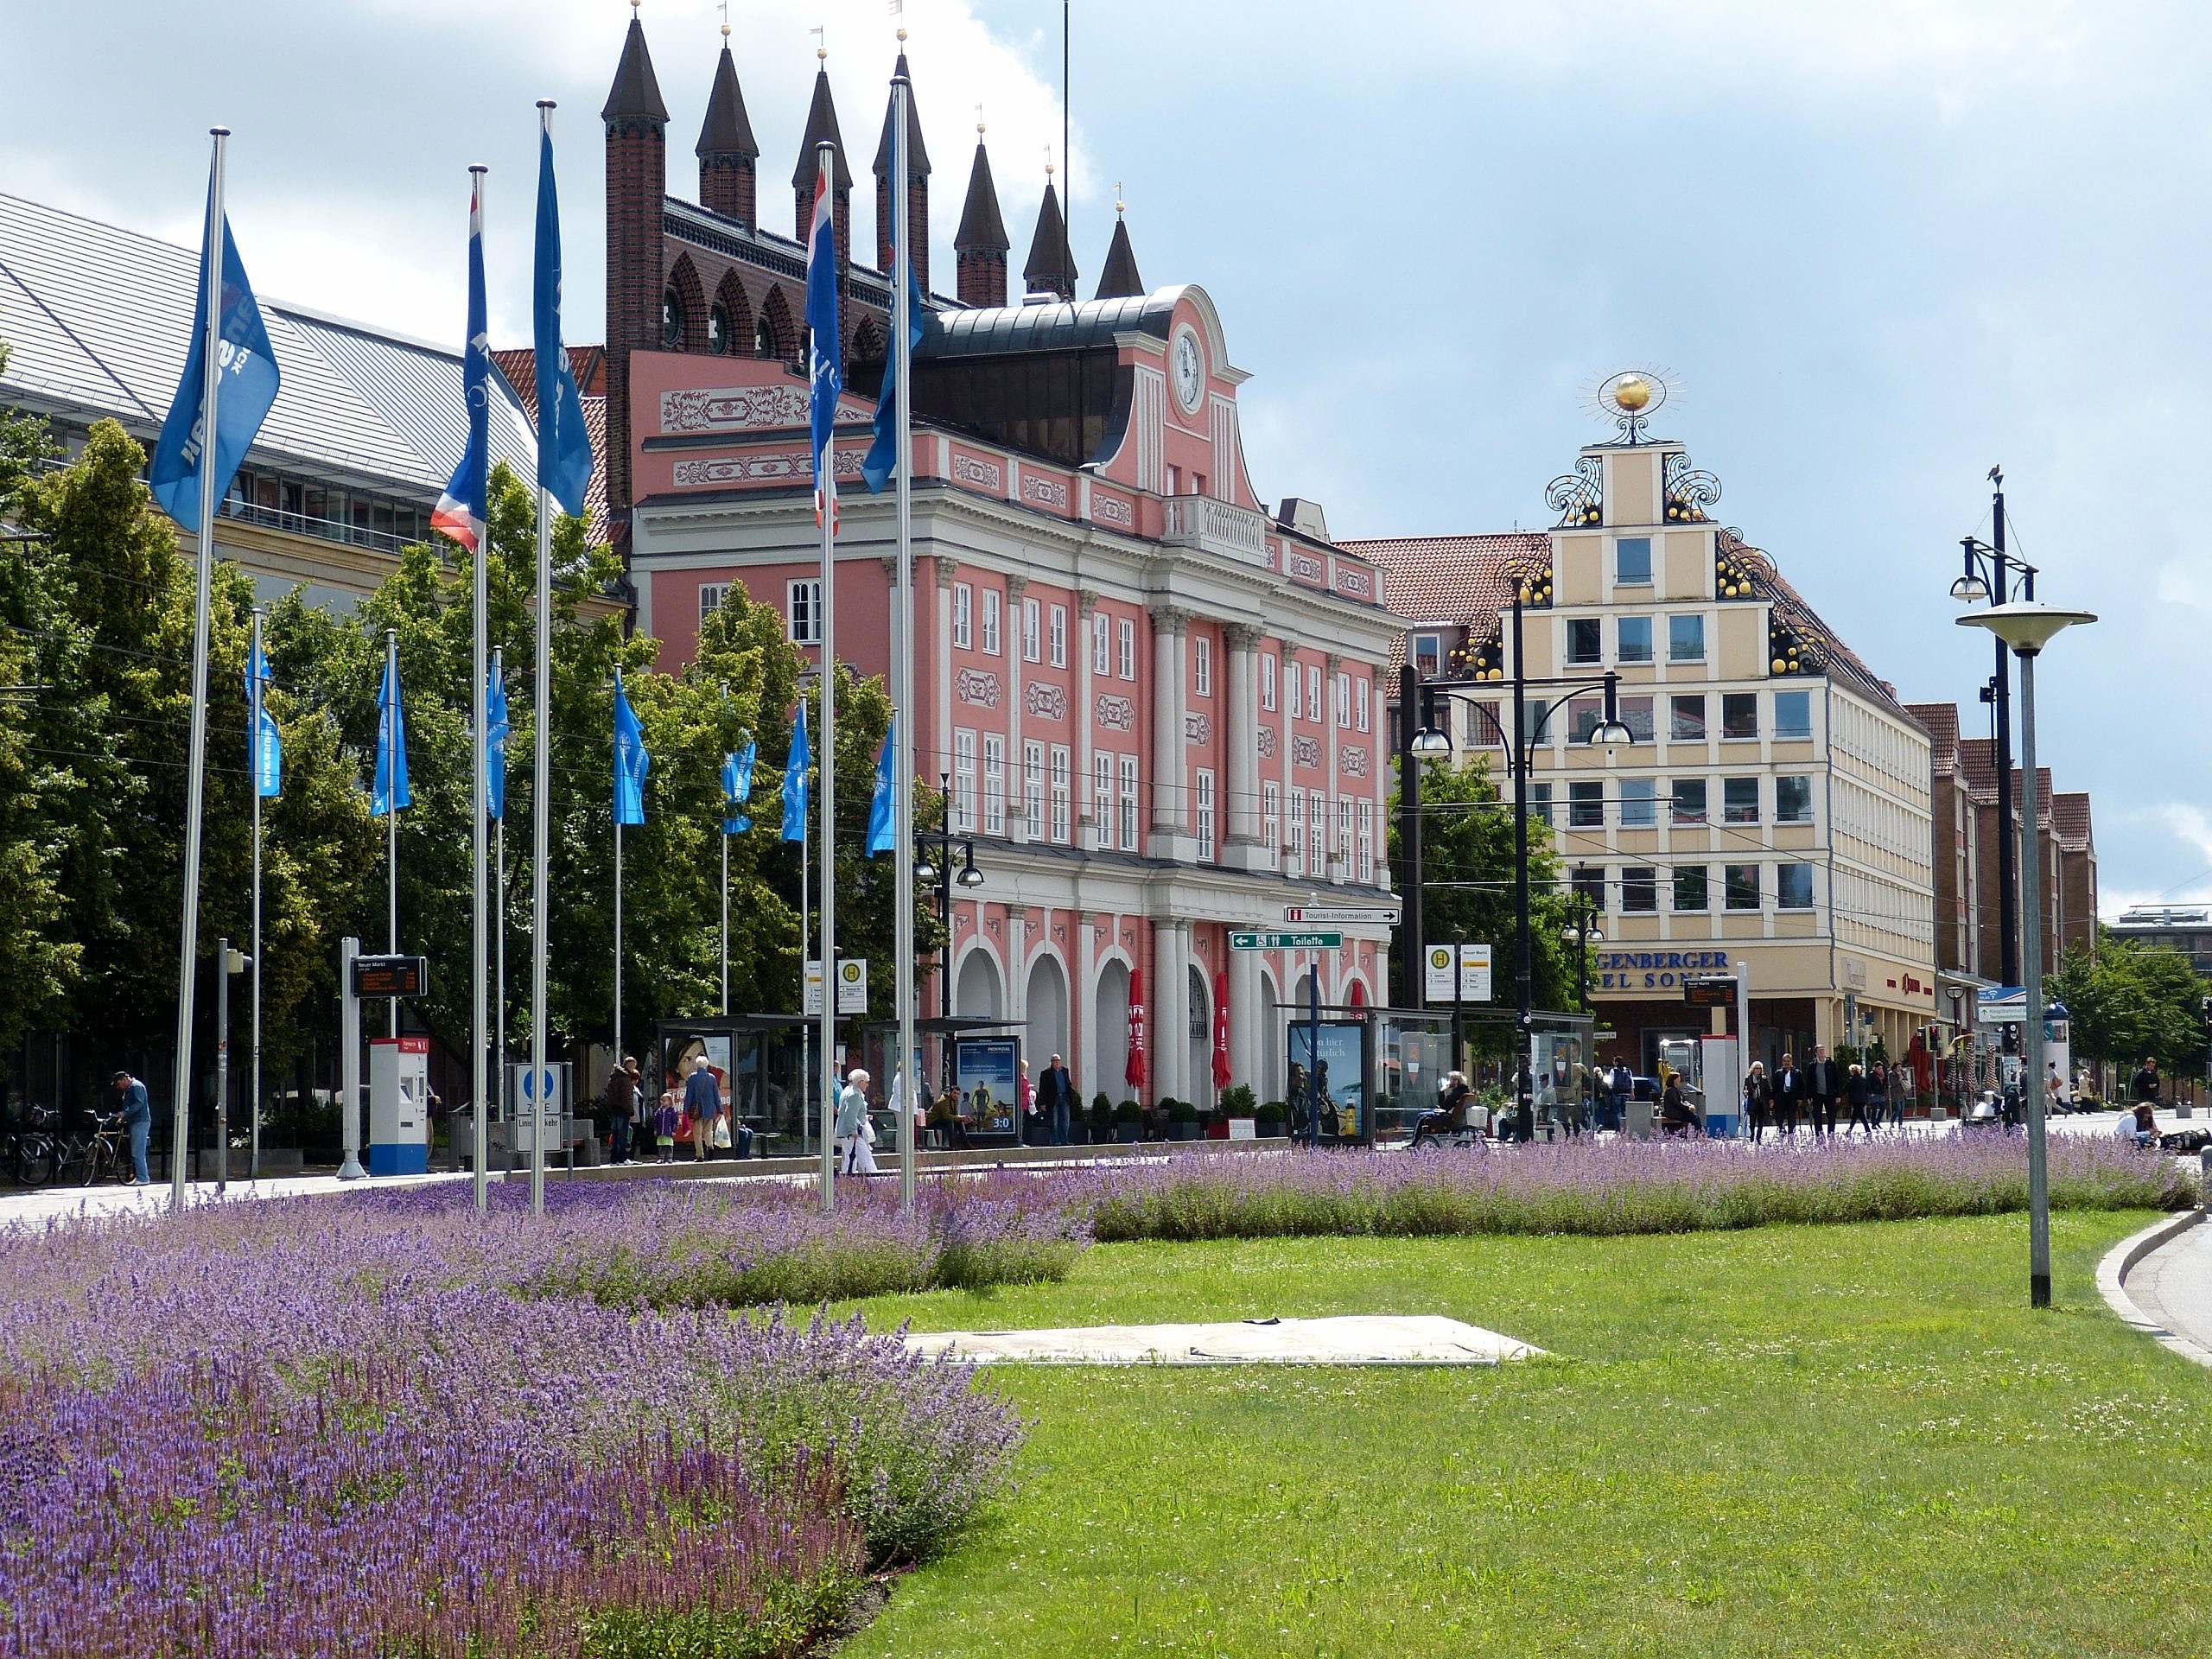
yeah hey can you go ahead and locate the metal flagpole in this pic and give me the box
[801,779,811,1161]
[470,168,490,1215]
[250,604,265,1183]
[169,125,229,1213]
[531,483,550,1217]
[614,732,623,1074]
[721,683,730,1019]
[493,644,506,1181]
[816,137,839,1217]
[893,66,919,1215]
[385,627,400,1039]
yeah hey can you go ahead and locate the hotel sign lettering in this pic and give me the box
[1594,949,1731,992]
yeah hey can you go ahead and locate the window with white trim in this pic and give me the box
[1262,652,1277,711]
[1357,798,1374,878]
[1193,637,1212,697]
[1287,786,1306,873]
[1117,617,1136,681]
[1336,671,1351,729]
[1311,794,1327,870]
[1049,744,1071,842]
[1263,781,1281,868]
[1306,664,1321,723]
[1337,798,1353,866]
[980,588,1001,656]
[1092,612,1110,674]
[1022,740,1044,840]
[1283,659,1300,719]
[1049,604,1068,667]
[952,582,973,650]
[1357,676,1370,733]
[785,578,822,645]
[699,582,730,622]
[1092,752,1113,839]
[952,728,976,833]
[1195,768,1216,861]
[1117,753,1140,850]
[1022,597,1040,663]
[982,734,1007,834]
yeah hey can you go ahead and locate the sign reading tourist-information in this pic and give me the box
[1230,931,1344,951]
[1283,906,1397,926]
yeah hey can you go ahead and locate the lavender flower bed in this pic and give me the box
[0,1182,1042,1656]
[1063,1135,2198,1243]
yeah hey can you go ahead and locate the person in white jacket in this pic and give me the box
[835,1068,877,1175]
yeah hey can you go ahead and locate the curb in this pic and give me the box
[2095,1208,2212,1370]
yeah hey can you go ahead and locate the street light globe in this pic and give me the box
[1948,573,1989,603]
[1589,718,1632,752]
[1957,601,2097,656]
[956,858,986,890]
[1410,726,1452,757]
[914,857,938,887]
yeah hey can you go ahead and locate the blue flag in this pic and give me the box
[780,702,810,843]
[149,173,281,532]
[722,740,755,836]
[804,157,842,526]
[433,173,491,551]
[865,717,896,856]
[244,640,280,798]
[485,663,509,821]
[533,108,594,518]
[861,249,924,494]
[613,670,648,827]
[372,652,410,817]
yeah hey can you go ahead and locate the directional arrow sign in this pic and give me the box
[1229,931,1344,950]
[1283,905,1397,925]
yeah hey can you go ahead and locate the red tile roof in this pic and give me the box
[488,346,610,546]
[1337,533,1548,673]
[2053,791,2094,851]
[1905,702,1961,770]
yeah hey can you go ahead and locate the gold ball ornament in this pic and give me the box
[1612,374,1652,412]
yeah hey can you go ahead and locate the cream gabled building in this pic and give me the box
[1355,404,1937,1073]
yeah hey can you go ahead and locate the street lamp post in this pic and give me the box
[1409,595,1630,1142]
[1564,894,1602,1013]
[913,772,984,1088]
[1959,600,2094,1310]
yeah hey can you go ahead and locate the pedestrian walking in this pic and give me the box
[1845,1062,1873,1135]
[835,1067,877,1175]
[1605,1058,1632,1134]
[1868,1059,1897,1129]
[1017,1059,1037,1145]
[1808,1046,1840,1137]
[1743,1061,1772,1142]
[683,1055,726,1163]
[2132,1057,2162,1106]
[112,1070,151,1186]
[1774,1052,1802,1137]
[652,1079,678,1164]
[1037,1052,1074,1146]
[606,1056,638,1165]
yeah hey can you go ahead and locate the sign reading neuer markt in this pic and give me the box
[1594,949,1730,992]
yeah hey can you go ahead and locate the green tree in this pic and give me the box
[2050,931,2209,1077]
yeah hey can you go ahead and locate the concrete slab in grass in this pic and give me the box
[905,1313,1542,1367]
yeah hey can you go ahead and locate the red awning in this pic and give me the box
[1211,970,1231,1090]
[1125,969,1147,1090]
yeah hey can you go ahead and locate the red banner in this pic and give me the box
[1125,969,1147,1090]
[1211,970,1231,1090]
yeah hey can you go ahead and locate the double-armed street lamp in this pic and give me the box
[913,773,984,1084]
[1406,594,1631,1141]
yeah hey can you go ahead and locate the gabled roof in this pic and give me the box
[601,16,670,128]
[1905,702,1961,770]
[1096,216,1143,300]
[871,54,931,178]
[2054,792,2094,852]
[1338,533,1548,674]
[696,42,758,161]
[1022,181,1076,299]
[791,67,853,191]
[1719,530,1916,722]
[953,139,1007,253]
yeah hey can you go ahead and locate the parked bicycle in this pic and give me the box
[5,1103,61,1187]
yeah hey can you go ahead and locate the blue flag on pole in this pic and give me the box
[433,174,491,551]
[722,740,755,836]
[533,108,594,518]
[149,174,281,532]
[780,702,810,842]
[804,157,842,528]
[865,717,896,855]
[244,641,280,798]
[485,664,509,821]
[372,652,410,817]
[613,670,648,827]
[861,251,924,494]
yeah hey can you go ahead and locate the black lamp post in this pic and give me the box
[1564,893,1602,1014]
[913,772,983,1084]
[1409,595,1630,1142]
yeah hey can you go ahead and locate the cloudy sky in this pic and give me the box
[7,0,2208,912]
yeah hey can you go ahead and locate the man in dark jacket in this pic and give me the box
[1037,1053,1075,1146]
[2132,1058,2162,1106]
[605,1057,638,1165]
[1773,1053,1802,1137]
[1807,1046,1841,1137]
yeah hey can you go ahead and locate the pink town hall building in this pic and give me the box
[602,16,1404,1107]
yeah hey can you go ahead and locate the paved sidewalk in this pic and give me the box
[2124,1214,2212,1362]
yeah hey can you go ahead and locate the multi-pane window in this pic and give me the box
[1117,754,1140,850]
[1412,634,1441,677]
[1522,697,1554,746]
[1194,636,1212,697]
[1618,616,1653,663]
[1528,782,1553,825]
[1616,537,1653,584]
[1049,745,1071,842]
[952,729,976,833]
[1092,613,1110,675]
[1568,780,1605,829]
[1195,769,1216,861]
[1774,690,1813,739]
[1619,778,1656,828]
[1567,618,1602,664]
[1463,700,1501,747]
[1721,693,1758,740]
[1336,671,1351,728]
[1022,597,1040,663]
[981,588,1001,656]
[1287,786,1306,872]
[1723,777,1760,825]
[1778,863,1815,909]
[1776,774,1815,823]
[1306,664,1322,721]
[1285,660,1301,720]
[1049,604,1068,667]
[785,578,823,644]
[1357,798,1374,878]
[1621,696,1655,742]
[1357,677,1370,732]
[1725,864,1762,911]
[1312,795,1328,870]
[1670,695,1707,741]
[1023,741,1045,840]
[700,582,730,622]
[952,582,973,650]
[1572,864,1605,907]
[1672,778,1708,823]
[1669,614,1705,662]
[1117,617,1136,681]
[982,734,1007,834]
[1674,865,1710,912]
[1569,696,1603,743]
[1262,652,1278,711]
[1264,782,1282,865]
[1092,753,1113,839]
[1622,866,1658,912]
[1337,799,1353,866]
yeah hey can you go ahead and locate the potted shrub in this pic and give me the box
[1168,1097,1201,1141]
[1090,1094,1115,1142]
[1255,1098,1286,1137]
[1063,1099,1089,1146]
[1113,1098,1143,1143]
[1221,1084,1258,1140]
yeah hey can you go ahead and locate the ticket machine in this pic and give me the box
[368,1035,430,1175]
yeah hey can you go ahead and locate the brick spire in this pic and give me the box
[871,51,931,289]
[1023,175,1076,302]
[791,60,853,268]
[601,13,670,130]
[602,10,670,534]
[954,130,1009,308]
[1095,200,1142,300]
[696,36,759,226]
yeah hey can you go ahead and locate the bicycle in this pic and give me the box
[6,1103,61,1187]
[76,1115,130,1186]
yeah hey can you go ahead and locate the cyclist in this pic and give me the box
[113,1070,151,1186]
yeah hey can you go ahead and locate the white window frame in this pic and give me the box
[981,588,1002,657]
[785,578,823,645]
[1311,794,1327,873]
[952,582,973,650]
[1306,664,1321,723]
[1357,677,1371,732]
[1022,740,1045,840]
[982,733,1007,834]
[1263,780,1281,868]
[1193,637,1212,698]
[953,728,977,834]
[1195,768,1216,861]
[1262,652,1277,711]
[1092,612,1110,675]
[700,582,731,622]
[1337,798,1353,865]
[1023,597,1041,663]
[1336,671,1351,729]
[1117,753,1140,851]
[1092,752,1113,843]
[1357,798,1374,879]
[1117,617,1136,682]
[1049,604,1068,667]
[1049,744,1071,843]
[1287,785,1306,873]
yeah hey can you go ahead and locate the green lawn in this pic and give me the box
[834,1211,2212,1657]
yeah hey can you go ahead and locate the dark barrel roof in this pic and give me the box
[914,291,1173,361]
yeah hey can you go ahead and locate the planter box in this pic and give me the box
[1065,1122,1090,1146]
[1253,1121,1284,1139]
[1114,1123,1142,1143]
[1170,1122,1201,1141]
[1227,1119,1257,1141]
[1205,1122,1230,1141]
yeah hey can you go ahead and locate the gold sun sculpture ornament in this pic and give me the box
[1590,368,1680,445]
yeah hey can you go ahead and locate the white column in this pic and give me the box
[1077,589,1100,849]
[1148,605,1188,853]
[933,556,958,792]
[1228,941,1262,1096]
[1324,652,1343,882]
[1151,918,1186,1103]
[1077,911,1103,1103]
[1005,904,1029,1042]
[1280,640,1300,873]
[1004,574,1027,841]
[1224,623,1262,868]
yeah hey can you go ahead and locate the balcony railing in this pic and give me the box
[1161,493,1267,566]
